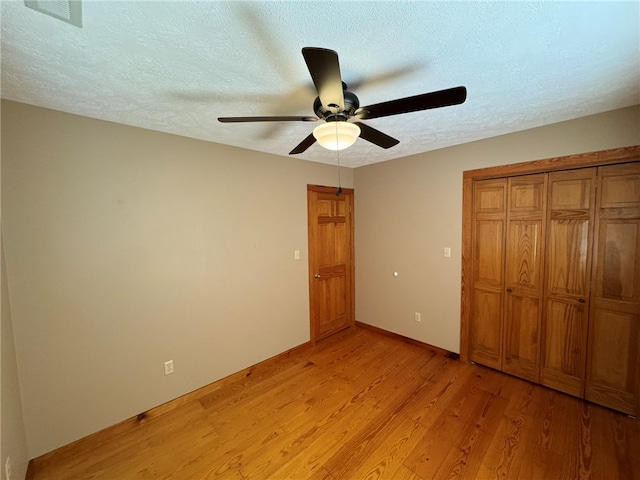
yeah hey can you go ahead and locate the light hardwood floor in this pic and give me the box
[28,326,639,479]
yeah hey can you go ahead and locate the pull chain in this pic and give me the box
[334,121,342,196]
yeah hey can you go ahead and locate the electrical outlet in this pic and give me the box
[164,360,174,375]
[5,456,11,480]
[414,312,421,323]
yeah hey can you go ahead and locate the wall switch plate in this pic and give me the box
[414,312,421,323]
[5,456,11,480]
[294,250,300,260]
[164,360,174,375]
[444,247,451,258]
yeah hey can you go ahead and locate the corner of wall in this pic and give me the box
[1,230,30,479]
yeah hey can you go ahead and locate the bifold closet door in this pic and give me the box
[502,174,547,383]
[541,168,597,397]
[469,179,507,370]
[586,163,640,415]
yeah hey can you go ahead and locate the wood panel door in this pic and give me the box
[469,179,507,369]
[586,162,640,415]
[503,174,547,382]
[541,168,597,397]
[307,185,354,343]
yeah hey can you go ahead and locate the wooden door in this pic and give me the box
[586,162,640,415]
[541,168,597,397]
[469,179,507,369]
[502,174,547,382]
[307,185,354,343]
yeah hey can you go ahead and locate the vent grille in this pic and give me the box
[24,0,82,28]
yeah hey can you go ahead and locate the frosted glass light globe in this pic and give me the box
[313,122,361,151]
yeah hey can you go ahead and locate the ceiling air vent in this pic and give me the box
[24,0,82,28]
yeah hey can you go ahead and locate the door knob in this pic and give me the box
[314,273,321,279]
[578,298,585,303]
[506,288,512,293]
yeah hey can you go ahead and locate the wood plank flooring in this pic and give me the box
[28,327,640,479]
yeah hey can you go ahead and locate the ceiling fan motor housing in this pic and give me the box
[313,90,360,120]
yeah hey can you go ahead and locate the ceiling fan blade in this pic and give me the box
[356,86,467,120]
[353,122,399,149]
[348,63,423,91]
[218,116,317,123]
[289,133,317,155]
[302,47,345,112]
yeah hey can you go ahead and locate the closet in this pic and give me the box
[461,147,640,416]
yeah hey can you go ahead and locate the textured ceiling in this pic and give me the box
[2,1,639,168]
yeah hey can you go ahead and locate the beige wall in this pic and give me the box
[2,238,29,480]
[353,105,640,353]
[1,100,353,458]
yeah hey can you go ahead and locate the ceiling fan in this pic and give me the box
[218,47,467,155]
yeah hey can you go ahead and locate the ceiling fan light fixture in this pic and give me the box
[313,121,361,151]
